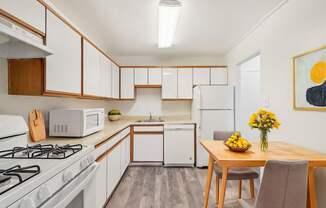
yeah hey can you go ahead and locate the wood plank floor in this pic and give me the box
[106,167,258,208]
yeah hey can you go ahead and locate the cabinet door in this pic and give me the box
[107,145,121,198]
[83,40,100,96]
[95,158,107,208]
[0,0,46,33]
[178,68,193,99]
[112,64,120,99]
[105,59,112,98]
[134,68,148,85]
[99,53,107,97]
[162,68,178,99]
[148,68,162,85]
[125,136,130,168]
[120,68,134,99]
[210,67,228,85]
[134,134,163,162]
[193,68,210,85]
[46,11,81,94]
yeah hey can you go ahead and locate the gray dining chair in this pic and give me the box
[213,131,259,206]
[239,160,308,208]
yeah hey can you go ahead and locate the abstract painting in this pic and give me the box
[293,45,326,111]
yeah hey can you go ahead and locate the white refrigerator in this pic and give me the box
[192,86,235,167]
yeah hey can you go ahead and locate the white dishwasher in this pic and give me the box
[164,124,195,166]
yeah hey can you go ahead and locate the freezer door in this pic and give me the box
[199,86,234,110]
[196,110,235,167]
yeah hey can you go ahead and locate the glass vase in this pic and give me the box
[260,130,269,152]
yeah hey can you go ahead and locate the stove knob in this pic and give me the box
[80,159,88,170]
[87,155,94,164]
[63,170,73,183]
[19,198,36,208]
[37,185,51,201]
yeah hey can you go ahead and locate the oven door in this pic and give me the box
[41,163,98,208]
[83,110,104,136]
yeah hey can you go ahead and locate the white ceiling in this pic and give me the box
[51,0,285,57]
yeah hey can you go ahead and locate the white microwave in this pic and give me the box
[49,108,105,137]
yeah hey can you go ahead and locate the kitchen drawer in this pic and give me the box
[133,126,163,132]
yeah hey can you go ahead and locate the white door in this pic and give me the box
[237,55,262,140]
[125,136,130,168]
[111,63,120,99]
[134,68,148,85]
[178,68,193,99]
[83,40,100,96]
[148,68,162,85]
[133,134,163,162]
[197,110,234,167]
[107,145,121,197]
[199,86,234,110]
[162,68,178,99]
[0,0,46,33]
[95,158,107,208]
[120,68,134,99]
[164,125,194,165]
[99,53,107,97]
[106,59,112,98]
[211,67,228,85]
[193,68,210,85]
[46,11,81,94]
[120,139,126,176]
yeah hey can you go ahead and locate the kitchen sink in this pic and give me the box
[136,119,165,123]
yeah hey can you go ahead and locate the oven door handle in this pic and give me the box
[41,163,98,208]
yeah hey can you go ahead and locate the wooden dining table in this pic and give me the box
[200,140,326,208]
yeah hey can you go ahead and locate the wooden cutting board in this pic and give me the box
[29,109,46,142]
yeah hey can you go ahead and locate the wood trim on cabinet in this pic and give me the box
[135,85,161,88]
[96,152,107,162]
[81,38,84,96]
[162,99,193,101]
[130,126,134,161]
[0,9,45,37]
[95,126,130,148]
[133,131,163,135]
[43,90,80,98]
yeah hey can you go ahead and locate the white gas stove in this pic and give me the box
[0,115,97,208]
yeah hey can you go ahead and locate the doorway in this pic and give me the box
[236,54,262,140]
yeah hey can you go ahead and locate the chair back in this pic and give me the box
[255,160,308,208]
[213,131,233,141]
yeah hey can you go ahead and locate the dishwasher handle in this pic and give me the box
[164,125,195,131]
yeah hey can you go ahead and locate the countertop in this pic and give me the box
[45,116,195,147]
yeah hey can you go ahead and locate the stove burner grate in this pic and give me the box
[0,165,40,195]
[0,144,83,159]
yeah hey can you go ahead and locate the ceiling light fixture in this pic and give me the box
[158,0,182,48]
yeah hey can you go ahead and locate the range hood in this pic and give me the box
[0,17,53,59]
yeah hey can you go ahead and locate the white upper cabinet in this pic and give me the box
[120,68,134,99]
[210,67,228,85]
[83,40,101,96]
[178,68,193,99]
[162,68,178,99]
[134,68,148,85]
[46,11,81,94]
[106,59,112,98]
[99,53,108,97]
[0,0,46,33]
[193,68,210,85]
[148,68,162,85]
[112,64,120,99]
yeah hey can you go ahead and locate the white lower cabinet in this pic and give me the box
[134,134,163,162]
[95,158,107,208]
[164,124,195,166]
[106,143,121,198]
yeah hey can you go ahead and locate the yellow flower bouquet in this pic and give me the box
[249,108,281,151]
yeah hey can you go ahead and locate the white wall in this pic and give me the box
[110,88,191,116]
[226,0,326,205]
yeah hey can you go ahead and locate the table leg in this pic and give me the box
[218,167,228,208]
[204,156,214,208]
[307,167,317,208]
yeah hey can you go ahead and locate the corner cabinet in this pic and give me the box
[45,11,82,95]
